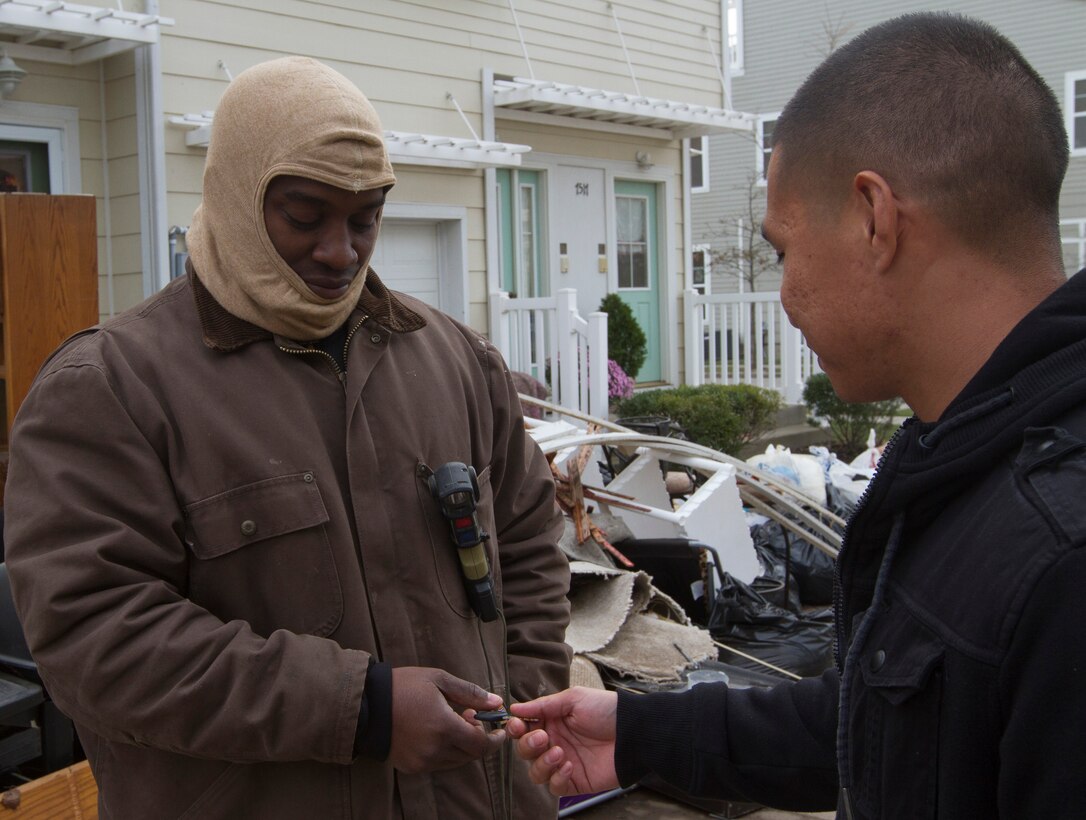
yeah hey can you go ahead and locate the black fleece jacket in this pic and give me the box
[616,270,1086,818]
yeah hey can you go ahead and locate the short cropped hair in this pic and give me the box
[773,13,1068,254]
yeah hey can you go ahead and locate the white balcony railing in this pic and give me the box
[683,289,818,404]
[490,288,608,419]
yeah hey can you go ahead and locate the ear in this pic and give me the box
[852,170,900,274]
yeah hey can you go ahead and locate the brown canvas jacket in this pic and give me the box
[4,270,571,819]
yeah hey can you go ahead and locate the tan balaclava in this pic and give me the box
[187,56,396,341]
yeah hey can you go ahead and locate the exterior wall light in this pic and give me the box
[0,52,27,100]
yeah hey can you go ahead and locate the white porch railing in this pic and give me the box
[684,289,818,404]
[1062,218,1086,274]
[490,288,609,418]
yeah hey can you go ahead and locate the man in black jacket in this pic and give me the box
[509,12,1086,819]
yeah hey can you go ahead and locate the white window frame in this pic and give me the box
[692,243,711,294]
[755,112,779,186]
[0,101,81,193]
[689,136,709,193]
[379,203,469,322]
[1067,70,1086,157]
[723,0,744,77]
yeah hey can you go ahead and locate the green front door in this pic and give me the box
[615,180,660,382]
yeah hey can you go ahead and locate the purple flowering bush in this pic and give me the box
[608,359,635,402]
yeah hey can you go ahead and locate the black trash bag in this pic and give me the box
[826,482,862,520]
[750,519,837,606]
[750,571,802,614]
[707,572,834,678]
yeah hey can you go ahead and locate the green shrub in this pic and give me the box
[614,384,781,454]
[599,293,647,381]
[802,372,901,461]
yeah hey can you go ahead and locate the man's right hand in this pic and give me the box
[507,687,620,796]
[389,667,505,774]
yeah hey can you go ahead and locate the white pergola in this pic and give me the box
[0,0,172,64]
[492,75,753,139]
[170,112,532,170]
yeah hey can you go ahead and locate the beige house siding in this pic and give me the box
[153,0,728,381]
[0,0,736,385]
[101,53,144,321]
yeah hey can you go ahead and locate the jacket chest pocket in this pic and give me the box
[184,472,344,638]
[415,462,502,620]
[849,607,944,820]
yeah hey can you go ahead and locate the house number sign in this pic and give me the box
[575,182,590,196]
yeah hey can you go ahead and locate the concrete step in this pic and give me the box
[772,403,810,428]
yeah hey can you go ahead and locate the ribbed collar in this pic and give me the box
[189,261,426,352]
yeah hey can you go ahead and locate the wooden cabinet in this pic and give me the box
[0,194,98,492]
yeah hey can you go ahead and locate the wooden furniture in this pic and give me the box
[0,760,97,818]
[0,194,98,496]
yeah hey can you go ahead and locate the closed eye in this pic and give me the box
[283,210,320,230]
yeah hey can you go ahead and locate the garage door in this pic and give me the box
[370,219,440,309]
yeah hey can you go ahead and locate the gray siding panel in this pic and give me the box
[695,0,1086,288]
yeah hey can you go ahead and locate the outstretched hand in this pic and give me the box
[507,687,620,796]
[389,667,505,774]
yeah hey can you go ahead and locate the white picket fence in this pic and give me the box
[683,289,818,404]
[489,288,609,418]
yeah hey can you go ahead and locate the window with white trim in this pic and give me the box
[756,113,779,184]
[689,136,709,193]
[1068,71,1086,156]
[692,244,711,294]
[724,0,744,76]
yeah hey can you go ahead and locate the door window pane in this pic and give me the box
[617,196,648,289]
[690,136,707,192]
[519,184,537,296]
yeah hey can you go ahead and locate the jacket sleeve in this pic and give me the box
[997,546,1086,817]
[616,671,840,810]
[483,344,572,702]
[4,360,370,764]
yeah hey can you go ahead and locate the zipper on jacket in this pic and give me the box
[276,314,369,384]
[831,420,908,668]
[341,314,368,366]
[841,787,856,820]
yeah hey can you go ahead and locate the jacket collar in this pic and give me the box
[190,262,426,352]
[884,268,1086,513]
[834,269,1086,656]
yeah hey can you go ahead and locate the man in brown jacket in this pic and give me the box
[3,56,571,819]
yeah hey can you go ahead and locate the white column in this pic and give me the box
[588,310,608,419]
[683,289,703,387]
[489,290,511,363]
[555,289,578,411]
